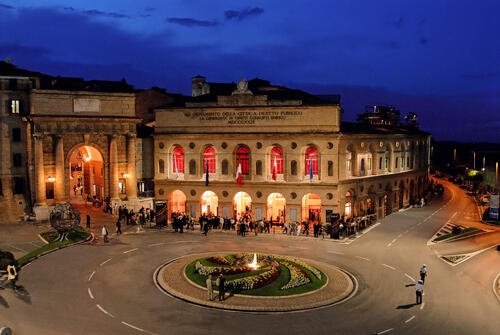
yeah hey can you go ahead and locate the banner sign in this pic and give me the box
[490,194,499,220]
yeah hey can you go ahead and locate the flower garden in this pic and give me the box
[184,253,327,296]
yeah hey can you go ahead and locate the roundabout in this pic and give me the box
[155,252,355,311]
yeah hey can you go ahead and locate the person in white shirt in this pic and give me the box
[415,280,424,304]
[206,274,214,301]
[420,264,427,283]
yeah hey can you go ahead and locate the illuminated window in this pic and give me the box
[305,147,319,175]
[271,147,283,174]
[346,160,351,172]
[11,100,20,114]
[367,158,372,170]
[172,147,184,173]
[119,179,126,194]
[203,147,216,173]
[236,146,250,175]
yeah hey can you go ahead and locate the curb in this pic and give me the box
[19,232,92,269]
[494,273,500,303]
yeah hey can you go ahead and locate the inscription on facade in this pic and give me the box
[192,110,303,125]
[74,98,100,113]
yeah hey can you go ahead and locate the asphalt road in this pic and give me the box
[1,182,499,335]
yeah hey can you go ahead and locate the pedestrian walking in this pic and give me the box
[203,221,209,236]
[206,274,214,301]
[102,226,109,243]
[86,214,91,229]
[415,280,424,304]
[218,273,225,301]
[6,264,18,291]
[116,218,122,235]
[420,264,427,283]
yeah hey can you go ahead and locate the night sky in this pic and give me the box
[1,1,498,142]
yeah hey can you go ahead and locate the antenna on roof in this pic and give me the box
[4,57,13,64]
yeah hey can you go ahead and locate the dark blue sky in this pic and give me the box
[1,1,499,142]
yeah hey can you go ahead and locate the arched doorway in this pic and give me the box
[169,190,186,218]
[201,191,218,216]
[302,193,321,222]
[69,145,104,200]
[266,193,286,224]
[409,180,415,205]
[234,192,252,220]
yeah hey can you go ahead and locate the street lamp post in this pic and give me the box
[473,151,476,170]
[453,148,456,163]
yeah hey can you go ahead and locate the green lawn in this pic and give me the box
[185,255,327,296]
[17,227,90,266]
[433,227,479,242]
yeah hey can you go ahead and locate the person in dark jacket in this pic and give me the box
[218,273,225,301]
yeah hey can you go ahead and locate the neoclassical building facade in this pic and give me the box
[154,80,430,224]
[0,61,152,222]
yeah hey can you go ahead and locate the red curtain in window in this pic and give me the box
[271,147,283,174]
[204,147,216,173]
[305,147,319,176]
[172,147,184,173]
[236,147,249,175]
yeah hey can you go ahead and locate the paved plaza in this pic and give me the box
[1,181,499,335]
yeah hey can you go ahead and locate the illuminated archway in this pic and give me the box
[200,191,218,216]
[302,193,321,222]
[169,190,186,219]
[266,193,286,224]
[68,145,104,200]
[234,192,252,220]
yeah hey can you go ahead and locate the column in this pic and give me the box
[109,135,119,199]
[126,134,137,199]
[34,135,46,204]
[0,121,13,199]
[55,135,65,202]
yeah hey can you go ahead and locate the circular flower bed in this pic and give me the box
[185,253,327,296]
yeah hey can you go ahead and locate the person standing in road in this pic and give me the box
[218,273,225,301]
[102,226,109,243]
[7,264,18,291]
[206,274,213,301]
[86,214,91,229]
[420,265,427,283]
[116,218,122,235]
[415,280,424,304]
[203,220,209,236]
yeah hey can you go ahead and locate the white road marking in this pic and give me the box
[382,263,396,270]
[123,248,138,254]
[405,315,415,323]
[88,288,94,299]
[7,244,28,253]
[420,302,425,310]
[149,242,165,247]
[355,256,370,261]
[88,271,95,281]
[121,321,145,332]
[96,304,114,318]
[328,251,345,255]
[386,242,393,247]
[377,328,394,334]
[405,273,416,282]
[99,258,112,266]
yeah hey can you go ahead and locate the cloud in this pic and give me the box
[63,6,130,19]
[419,38,428,45]
[460,72,497,80]
[166,17,218,27]
[385,16,404,29]
[0,2,14,9]
[224,7,264,21]
[0,43,50,58]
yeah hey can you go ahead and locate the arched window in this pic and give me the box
[236,146,249,175]
[159,159,165,174]
[172,147,184,173]
[203,147,216,173]
[270,147,283,174]
[305,147,319,176]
